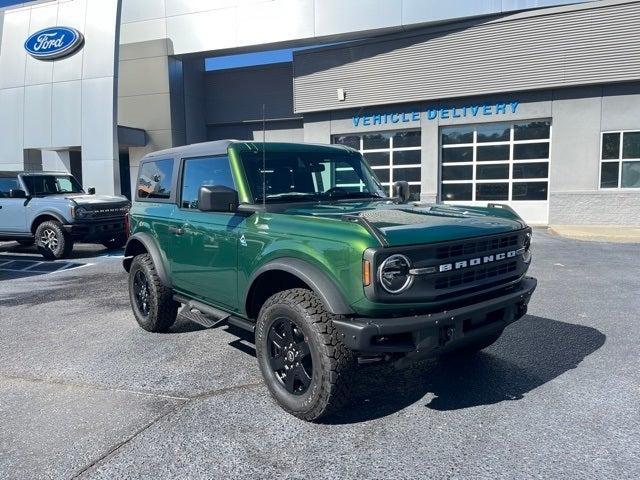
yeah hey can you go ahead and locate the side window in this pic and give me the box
[0,177,20,198]
[137,159,174,200]
[181,156,235,210]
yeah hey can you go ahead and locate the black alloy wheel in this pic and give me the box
[268,317,313,395]
[133,269,151,317]
[128,254,178,332]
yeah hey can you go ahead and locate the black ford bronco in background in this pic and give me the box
[123,141,537,421]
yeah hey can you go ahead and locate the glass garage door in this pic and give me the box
[333,130,422,201]
[440,120,551,225]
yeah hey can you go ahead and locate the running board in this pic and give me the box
[173,295,255,333]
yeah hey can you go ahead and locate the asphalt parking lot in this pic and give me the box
[0,231,638,479]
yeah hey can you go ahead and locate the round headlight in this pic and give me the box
[378,254,413,294]
[75,207,88,219]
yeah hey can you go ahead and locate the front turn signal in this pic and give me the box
[362,259,371,287]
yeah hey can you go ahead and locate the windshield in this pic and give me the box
[23,175,84,196]
[239,149,387,203]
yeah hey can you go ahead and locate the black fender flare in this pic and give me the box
[30,211,68,231]
[246,257,354,315]
[122,232,172,287]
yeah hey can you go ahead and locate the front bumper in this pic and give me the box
[63,219,126,242]
[333,276,537,359]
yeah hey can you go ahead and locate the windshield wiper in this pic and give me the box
[324,192,386,200]
[256,192,320,203]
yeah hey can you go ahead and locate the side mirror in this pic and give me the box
[392,181,411,204]
[198,185,239,213]
[88,187,96,195]
[9,189,27,199]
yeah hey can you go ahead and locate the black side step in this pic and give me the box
[173,295,255,333]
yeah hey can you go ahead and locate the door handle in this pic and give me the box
[169,226,185,236]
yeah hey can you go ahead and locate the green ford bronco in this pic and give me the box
[123,140,536,421]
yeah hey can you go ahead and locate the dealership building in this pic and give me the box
[0,0,639,225]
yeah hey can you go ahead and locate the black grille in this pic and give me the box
[436,235,519,260]
[84,203,128,219]
[434,261,518,290]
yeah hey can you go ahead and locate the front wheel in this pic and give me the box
[128,254,178,332]
[35,221,73,260]
[255,288,356,421]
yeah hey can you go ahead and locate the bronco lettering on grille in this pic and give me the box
[438,248,525,273]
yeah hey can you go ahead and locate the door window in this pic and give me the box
[137,159,174,201]
[0,177,20,198]
[180,156,235,210]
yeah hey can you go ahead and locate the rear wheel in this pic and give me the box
[128,253,178,332]
[255,288,356,421]
[35,221,73,260]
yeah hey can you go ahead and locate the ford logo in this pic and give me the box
[24,27,84,60]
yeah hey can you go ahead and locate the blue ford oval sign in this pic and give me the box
[24,27,84,60]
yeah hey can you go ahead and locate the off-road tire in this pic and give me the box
[35,220,73,260]
[102,235,127,250]
[444,329,504,358]
[16,239,35,247]
[128,254,178,333]
[255,288,356,421]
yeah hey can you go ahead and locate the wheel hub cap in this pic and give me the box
[133,270,150,316]
[40,229,58,250]
[267,317,313,395]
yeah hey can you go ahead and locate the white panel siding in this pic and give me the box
[52,80,82,147]
[23,83,52,148]
[53,0,87,83]
[24,3,57,86]
[164,0,237,17]
[0,87,24,163]
[121,0,591,55]
[121,0,165,24]
[82,0,119,80]
[237,0,314,46]
[314,0,402,37]
[81,76,117,160]
[119,18,167,45]
[0,9,29,89]
[165,7,237,53]
[293,1,640,113]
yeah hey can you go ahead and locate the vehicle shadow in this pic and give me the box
[0,241,117,260]
[323,315,606,425]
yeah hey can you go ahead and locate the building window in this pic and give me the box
[440,120,551,202]
[600,131,640,189]
[333,130,421,200]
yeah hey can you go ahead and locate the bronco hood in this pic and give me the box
[283,201,526,246]
[64,194,129,206]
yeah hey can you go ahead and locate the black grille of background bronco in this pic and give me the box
[82,203,129,219]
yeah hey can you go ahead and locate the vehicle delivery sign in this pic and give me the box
[24,27,84,60]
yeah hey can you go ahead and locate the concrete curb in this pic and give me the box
[548,225,640,243]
